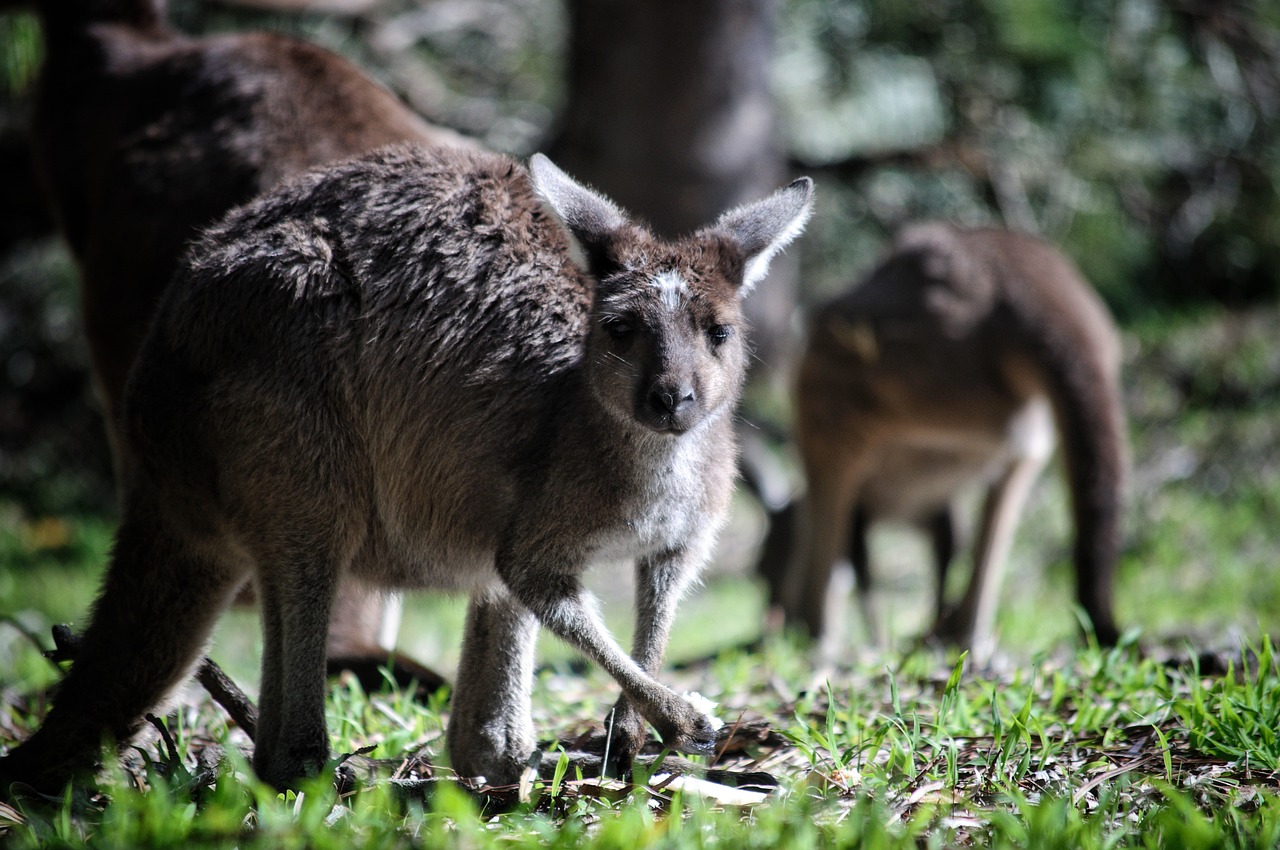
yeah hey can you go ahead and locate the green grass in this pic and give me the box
[4,308,1280,847]
[5,638,1280,848]
[0,11,41,97]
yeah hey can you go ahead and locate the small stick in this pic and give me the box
[47,624,259,741]
[145,713,181,764]
[194,656,259,740]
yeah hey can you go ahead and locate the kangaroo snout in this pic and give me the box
[641,376,700,433]
[650,383,696,415]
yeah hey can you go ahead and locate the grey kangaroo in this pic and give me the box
[0,145,814,792]
[20,0,473,691]
[784,223,1126,655]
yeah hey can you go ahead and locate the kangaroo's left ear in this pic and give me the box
[529,153,627,274]
[712,178,815,292]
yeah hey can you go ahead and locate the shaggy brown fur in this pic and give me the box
[0,144,813,791]
[24,0,473,688]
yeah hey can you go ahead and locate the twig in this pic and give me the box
[1071,753,1160,806]
[538,748,779,791]
[712,711,747,767]
[145,713,181,765]
[47,625,258,741]
[194,658,259,741]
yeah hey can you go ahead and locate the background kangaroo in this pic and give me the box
[24,0,474,690]
[0,145,814,791]
[782,223,1126,656]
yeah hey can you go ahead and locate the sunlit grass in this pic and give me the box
[8,633,1280,848]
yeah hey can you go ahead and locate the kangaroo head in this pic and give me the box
[530,154,814,436]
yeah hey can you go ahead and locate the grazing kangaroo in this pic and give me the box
[23,0,472,690]
[784,223,1126,655]
[0,145,814,792]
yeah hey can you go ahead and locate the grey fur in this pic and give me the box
[0,144,813,791]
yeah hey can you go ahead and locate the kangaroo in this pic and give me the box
[782,223,1126,656]
[0,145,814,792]
[22,0,474,691]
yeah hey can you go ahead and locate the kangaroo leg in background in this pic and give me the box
[756,499,797,628]
[325,582,446,696]
[926,504,959,623]
[847,504,879,642]
[931,441,1051,656]
[741,424,804,624]
[447,591,539,784]
[0,510,247,793]
[787,438,871,645]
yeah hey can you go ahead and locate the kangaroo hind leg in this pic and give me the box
[926,503,960,623]
[787,437,870,646]
[251,553,344,790]
[932,401,1054,656]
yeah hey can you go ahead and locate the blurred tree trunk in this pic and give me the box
[549,0,797,387]
[551,0,800,592]
[0,107,54,252]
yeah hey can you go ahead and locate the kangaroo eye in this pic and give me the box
[708,324,733,346]
[602,316,635,339]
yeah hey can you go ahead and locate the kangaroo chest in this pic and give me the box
[578,433,723,564]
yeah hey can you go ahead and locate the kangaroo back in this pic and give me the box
[31,3,471,425]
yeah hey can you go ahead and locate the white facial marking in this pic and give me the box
[651,271,689,311]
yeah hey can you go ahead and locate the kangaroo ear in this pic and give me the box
[712,178,815,292]
[529,153,627,273]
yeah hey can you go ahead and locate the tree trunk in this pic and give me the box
[550,0,797,381]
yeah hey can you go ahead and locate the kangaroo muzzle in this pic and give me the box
[639,373,700,434]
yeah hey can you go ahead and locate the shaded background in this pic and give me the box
[1,0,1279,660]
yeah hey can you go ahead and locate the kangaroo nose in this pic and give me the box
[649,384,696,415]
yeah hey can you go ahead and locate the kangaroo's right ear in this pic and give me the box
[713,178,815,293]
[530,154,627,274]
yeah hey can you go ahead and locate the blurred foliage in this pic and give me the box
[3,0,1277,307]
[165,0,566,155]
[0,11,40,97]
[1,0,1278,515]
[0,242,114,514]
[778,0,1280,317]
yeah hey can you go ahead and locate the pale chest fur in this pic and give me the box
[581,421,736,565]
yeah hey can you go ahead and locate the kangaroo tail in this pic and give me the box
[1008,242,1128,646]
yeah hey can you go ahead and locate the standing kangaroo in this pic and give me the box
[0,145,814,791]
[784,223,1126,655]
[23,0,473,689]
